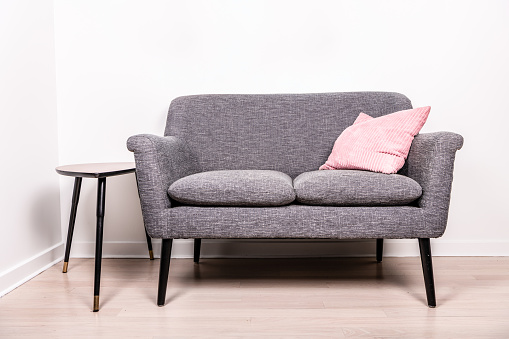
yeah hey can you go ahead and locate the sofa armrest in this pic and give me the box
[405,132,464,237]
[127,134,200,233]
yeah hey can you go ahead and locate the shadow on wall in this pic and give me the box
[30,184,62,249]
[60,173,145,245]
[104,173,145,240]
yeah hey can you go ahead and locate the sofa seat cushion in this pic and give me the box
[168,170,296,206]
[294,170,422,206]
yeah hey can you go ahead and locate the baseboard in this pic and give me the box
[0,243,64,297]
[67,239,509,259]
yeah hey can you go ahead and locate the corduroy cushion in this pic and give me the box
[320,106,431,174]
[294,170,422,206]
[168,170,296,206]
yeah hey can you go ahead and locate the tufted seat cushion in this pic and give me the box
[294,170,422,206]
[168,170,296,206]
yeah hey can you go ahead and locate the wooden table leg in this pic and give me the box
[145,230,154,260]
[63,177,82,273]
[93,177,106,312]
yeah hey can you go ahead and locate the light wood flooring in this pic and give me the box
[1,257,508,338]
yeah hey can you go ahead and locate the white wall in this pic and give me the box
[53,0,509,258]
[0,0,62,295]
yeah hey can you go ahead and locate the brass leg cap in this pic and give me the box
[62,262,68,273]
[93,295,100,312]
[149,250,154,260]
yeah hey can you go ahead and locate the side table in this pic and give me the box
[56,162,153,312]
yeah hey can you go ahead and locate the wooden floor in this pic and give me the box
[0,257,508,338]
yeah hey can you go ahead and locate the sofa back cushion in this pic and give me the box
[165,92,412,178]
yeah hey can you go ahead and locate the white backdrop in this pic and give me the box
[0,0,61,295]
[53,0,509,258]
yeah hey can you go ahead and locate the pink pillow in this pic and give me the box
[319,106,431,174]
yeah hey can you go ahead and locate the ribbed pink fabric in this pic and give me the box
[320,106,431,174]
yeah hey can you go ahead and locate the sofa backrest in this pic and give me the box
[165,92,412,178]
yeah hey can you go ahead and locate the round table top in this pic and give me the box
[56,162,135,178]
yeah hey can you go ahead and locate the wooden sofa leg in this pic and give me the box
[418,238,437,308]
[157,239,173,306]
[376,238,383,262]
[194,238,202,264]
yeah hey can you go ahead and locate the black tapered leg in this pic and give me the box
[145,230,154,260]
[419,238,437,308]
[157,239,173,306]
[93,177,106,312]
[63,177,82,273]
[376,238,384,263]
[194,238,202,264]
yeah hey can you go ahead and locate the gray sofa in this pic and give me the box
[127,92,463,308]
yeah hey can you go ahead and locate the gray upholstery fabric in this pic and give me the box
[127,134,201,232]
[294,170,422,206]
[165,92,412,179]
[405,132,464,237]
[152,205,428,239]
[127,92,463,241]
[168,170,295,206]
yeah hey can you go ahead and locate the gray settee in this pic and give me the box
[127,92,463,308]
